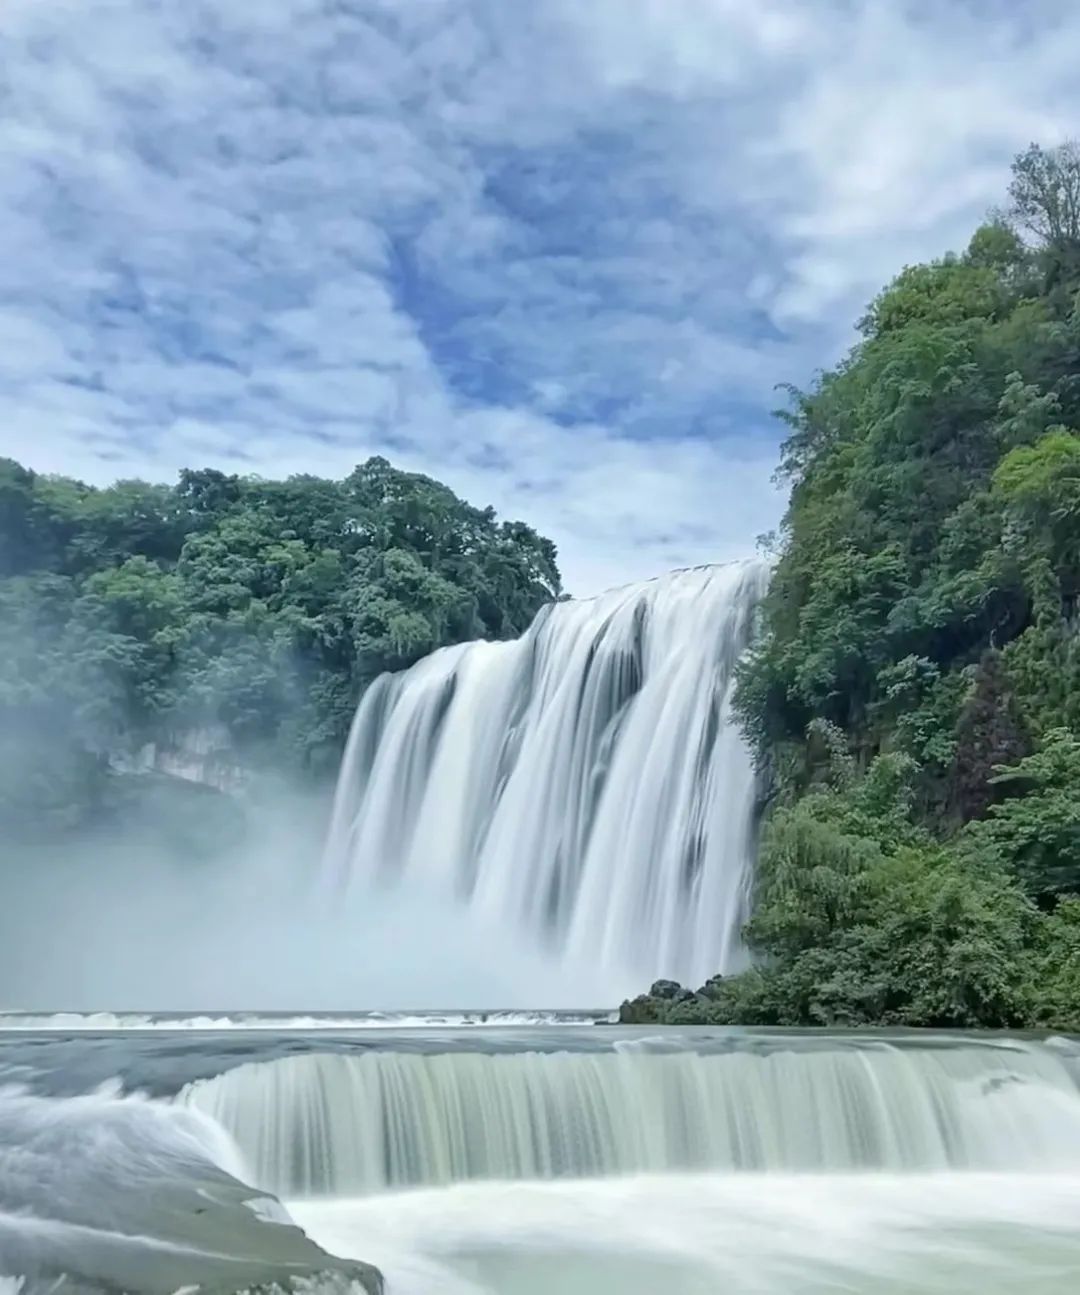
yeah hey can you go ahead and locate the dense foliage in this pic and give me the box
[0,457,560,842]
[625,142,1080,1031]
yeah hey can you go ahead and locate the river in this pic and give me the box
[3,1013,1080,1292]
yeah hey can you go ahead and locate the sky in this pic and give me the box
[0,1,1077,596]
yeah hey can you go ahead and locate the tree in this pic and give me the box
[0,459,40,576]
[967,730,1080,902]
[1007,141,1080,251]
[993,428,1080,620]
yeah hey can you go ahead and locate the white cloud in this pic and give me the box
[0,0,1077,593]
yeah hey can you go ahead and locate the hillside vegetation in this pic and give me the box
[624,142,1080,1031]
[0,456,559,844]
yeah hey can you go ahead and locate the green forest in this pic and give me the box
[623,142,1080,1032]
[0,456,560,846]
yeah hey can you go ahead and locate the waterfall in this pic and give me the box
[325,561,769,987]
[182,1039,1080,1196]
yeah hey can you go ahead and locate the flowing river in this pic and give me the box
[4,1016,1080,1292]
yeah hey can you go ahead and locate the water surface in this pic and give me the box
[4,1016,1080,1293]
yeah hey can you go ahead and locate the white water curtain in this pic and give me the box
[325,562,769,987]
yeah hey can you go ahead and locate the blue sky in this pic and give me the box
[1,1,1077,595]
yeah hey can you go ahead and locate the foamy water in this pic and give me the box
[6,1024,1080,1291]
[291,1172,1080,1295]
[0,1009,613,1032]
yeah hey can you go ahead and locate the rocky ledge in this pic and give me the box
[619,976,730,1024]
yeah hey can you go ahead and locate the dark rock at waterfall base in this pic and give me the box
[618,977,736,1023]
[618,994,663,1024]
[619,979,700,1023]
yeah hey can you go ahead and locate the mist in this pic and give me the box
[0,788,621,1012]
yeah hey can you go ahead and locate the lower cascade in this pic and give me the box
[181,1037,1080,1197]
[325,561,769,987]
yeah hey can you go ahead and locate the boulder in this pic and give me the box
[648,979,684,1000]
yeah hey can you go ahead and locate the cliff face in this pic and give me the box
[110,725,249,796]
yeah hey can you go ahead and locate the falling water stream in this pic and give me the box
[182,1035,1080,1196]
[325,562,768,986]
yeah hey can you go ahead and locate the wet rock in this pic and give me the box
[0,1087,382,1294]
[618,994,665,1024]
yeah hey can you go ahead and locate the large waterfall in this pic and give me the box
[325,561,768,987]
[183,1037,1080,1197]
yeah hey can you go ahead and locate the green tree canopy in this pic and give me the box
[0,456,561,840]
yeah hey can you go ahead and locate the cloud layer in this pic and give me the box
[1,0,1077,593]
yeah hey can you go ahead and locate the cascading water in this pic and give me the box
[20,568,1080,1293]
[325,561,769,987]
[182,1037,1080,1197]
